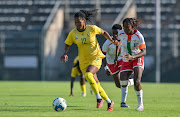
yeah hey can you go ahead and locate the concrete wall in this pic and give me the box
[44,9,65,80]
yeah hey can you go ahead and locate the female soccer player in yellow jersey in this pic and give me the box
[118,18,146,111]
[60,9,118,111]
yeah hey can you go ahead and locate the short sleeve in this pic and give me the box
[138,33,146,49]
[65,31,74,46]
[93,25,102,35]
[102,40,110,53]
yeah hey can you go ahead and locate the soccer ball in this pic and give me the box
[52,97,67,111]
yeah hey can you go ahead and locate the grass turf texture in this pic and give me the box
[0,81,179,117]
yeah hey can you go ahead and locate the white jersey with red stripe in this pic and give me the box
[102,39,122,64]
[118,29,146,62]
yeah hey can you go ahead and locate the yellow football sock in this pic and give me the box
[81,84,86,93]
[85,72,99,94]
[97,82,108,100]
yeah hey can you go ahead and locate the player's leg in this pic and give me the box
[120,60,134,108]
[85,58,114,111]
[133,57,144,111]
[70,77,75,96]
[112,72,121,88]
[134,67,144,111]
[107,63,121,88]
[80,74,86,97]
[85,65,103,107]
[93,74,112,103]
[120,71,132,108]
[70,67,77,96]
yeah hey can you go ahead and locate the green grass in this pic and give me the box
[0,81,179,117]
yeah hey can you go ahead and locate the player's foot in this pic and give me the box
[135,105,144,111]
[107,101,114,111]
[81,92,86,97]
[121,102,130,108]
[96,99,103,108]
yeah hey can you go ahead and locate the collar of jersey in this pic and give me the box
[76,27,86,32]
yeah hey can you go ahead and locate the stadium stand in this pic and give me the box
[0,0,179,82]
[0,0,57,80]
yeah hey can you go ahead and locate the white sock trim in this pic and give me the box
[120,80,129,85]
[96,93,102,99]
[106,98,111,104]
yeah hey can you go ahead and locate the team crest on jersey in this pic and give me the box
[75,36,78,39]
[87,34,90,37]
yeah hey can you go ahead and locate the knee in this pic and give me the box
[115,83,121,88]
[134,79,141,86]
[85,72,93,82]
[116,85,121,88]
[85,72,92,77]
[120,80,128,87]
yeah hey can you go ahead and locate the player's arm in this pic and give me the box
[101,29,119,46]
[113,34,121,64]
[132,48,146,59]
[125,48,146,61]
[60,44,70,62]
[115,44,121,64]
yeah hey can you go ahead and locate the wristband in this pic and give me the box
[104,66,109,70]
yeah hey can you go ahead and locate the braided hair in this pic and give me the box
[74,9,98,23]
[122,18,141,29]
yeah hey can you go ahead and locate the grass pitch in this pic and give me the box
[0,81,179,117]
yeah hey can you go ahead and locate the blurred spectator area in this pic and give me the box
[0,0,57,80]
[0,0,179,82]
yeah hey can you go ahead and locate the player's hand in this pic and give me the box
[114,56,118,66]
[112,40,119,46]
[114,60,118,66]
[124,54,133,61]
[60,54,68,62]
[106,70,111,76]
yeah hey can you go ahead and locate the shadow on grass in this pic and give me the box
[9,95,66,97]
[71,109,86,110]
[0,109,50,112]
[67,106,83,107]
[0,105,51,107]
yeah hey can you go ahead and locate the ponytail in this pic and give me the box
[74,9,98,23]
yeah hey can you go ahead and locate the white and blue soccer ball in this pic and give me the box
[52,97,67,111]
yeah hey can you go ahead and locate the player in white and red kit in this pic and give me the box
[118,18,146,111]
[102,24,134,108]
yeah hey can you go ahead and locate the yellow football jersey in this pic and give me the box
[65,25,105,65]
